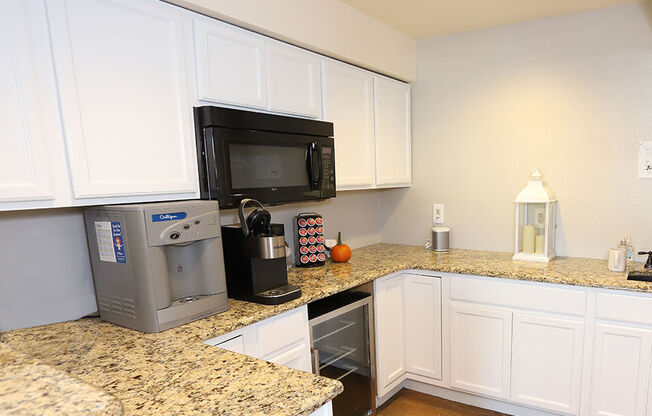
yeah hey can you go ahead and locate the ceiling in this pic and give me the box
[340,0,642,38]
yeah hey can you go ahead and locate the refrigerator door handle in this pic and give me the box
[311,347,320,376]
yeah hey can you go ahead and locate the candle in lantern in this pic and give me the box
[522,225,536,253]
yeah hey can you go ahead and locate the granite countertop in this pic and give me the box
[2,243,650,415]
[0,343,122,416]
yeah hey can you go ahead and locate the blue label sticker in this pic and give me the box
[111,221,127,264]
[152,212,187,222]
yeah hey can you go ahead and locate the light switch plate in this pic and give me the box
[433,203,444,225]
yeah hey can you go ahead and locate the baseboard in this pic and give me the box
[376,380,406,407]
[403,380,562,416]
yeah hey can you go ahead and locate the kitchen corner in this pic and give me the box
[3,243,651,415]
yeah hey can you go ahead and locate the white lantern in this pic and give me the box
[513,168,557,262]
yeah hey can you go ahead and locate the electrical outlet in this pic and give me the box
[433,203,444,225]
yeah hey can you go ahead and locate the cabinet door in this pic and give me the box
[404,274,442,381]
[511,313,584,415]
[322,59,375,190]
[450,303,512,399]
[0,0,59,203]
[590,324,652,416]
[309,401,333,416]
[265,341,312,373]
[193,16,267,109]
[375,276,405,396]
[374,75,411,187]
[48,0,198,199]
[266,40,321,118]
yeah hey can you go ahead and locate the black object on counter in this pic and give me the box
[639,251,652,270]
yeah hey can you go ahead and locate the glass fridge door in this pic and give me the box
[310,298,373,416]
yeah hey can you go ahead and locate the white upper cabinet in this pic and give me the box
[374,75,411,187]
[321,59,376,190]
[193,17,321,118]
[266,40,321,118]
[48,0,198,199]
[193,16,267,109]
[0,1,60,204]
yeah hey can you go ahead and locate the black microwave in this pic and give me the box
[194,106,336,209]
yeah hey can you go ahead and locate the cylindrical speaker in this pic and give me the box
[431,226,450,252]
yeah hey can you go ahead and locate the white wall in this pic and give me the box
[379,3,652,260]
[219,191,381,255]
[167,0,417,81]
[0,191,380,331]
[0,209,97,331]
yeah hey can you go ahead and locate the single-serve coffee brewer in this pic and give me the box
[84,201,229,333]
[221,199,301,305]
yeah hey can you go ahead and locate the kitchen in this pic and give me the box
[1,0,652,415]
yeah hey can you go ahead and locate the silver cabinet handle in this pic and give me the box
[311,347,320,376]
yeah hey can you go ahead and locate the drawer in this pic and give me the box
[214,335,246,354]
[257,306,309,357]
[450,275,587,316]
[596,292,652,325]
[265,341,311,372]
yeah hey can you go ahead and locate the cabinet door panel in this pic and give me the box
[404,274,441,381]
[590,324,652,416]
[450,303,512,399]
[374,76,411,187]
[266,41,321,118]
[265,341,312,373]
[48,0,197,198]
[322,59,375,190]
[194,16,267,109]
[0,1,58,202]
[256,306,309,358]
[375,276,405,395]
[511,313,584,415]
[309,401,333,416]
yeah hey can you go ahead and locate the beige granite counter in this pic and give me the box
[0,343,122,416]
[2,243,650,415]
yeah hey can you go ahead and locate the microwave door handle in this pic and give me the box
[307,142,322,190]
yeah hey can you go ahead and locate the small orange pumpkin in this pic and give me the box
[331,232,351,263]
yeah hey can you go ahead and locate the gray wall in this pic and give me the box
[0,191,380,331]
[0,209,97,331]
[379,3,652,260]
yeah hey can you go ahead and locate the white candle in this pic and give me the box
[535,234,545,254]
[522,225,536,253]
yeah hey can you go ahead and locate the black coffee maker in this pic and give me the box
[221,199,301,304]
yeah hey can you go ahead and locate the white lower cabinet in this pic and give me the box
[589,323,652,416]
[510,313,584,415]
[404,274,442,381]
[449,303,512,400]
[205,305,311,372]
[310,401,333,416]
[375,272,442,397]
[375,274,406,395]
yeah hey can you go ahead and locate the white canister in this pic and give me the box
[608,248,626,272]
[431,227,450,252]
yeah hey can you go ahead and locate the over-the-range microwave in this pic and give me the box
[194,106,336,209]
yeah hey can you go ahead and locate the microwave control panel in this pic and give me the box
[321,146,336,194]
